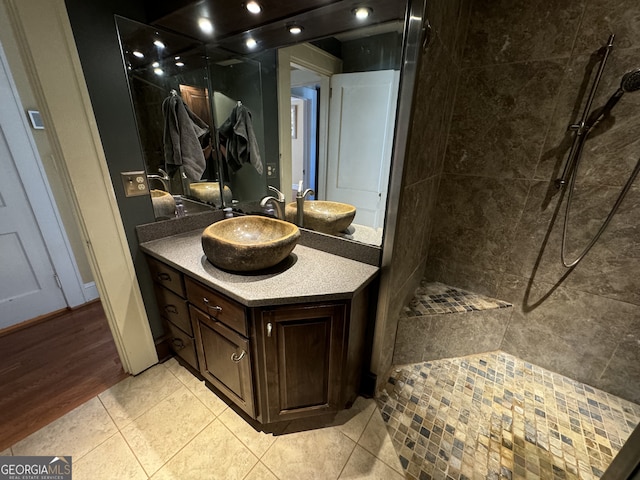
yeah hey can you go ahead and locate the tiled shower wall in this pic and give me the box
[372,0,469,384]
[425,0,640,403]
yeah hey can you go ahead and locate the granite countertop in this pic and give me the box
[140,228,379,307]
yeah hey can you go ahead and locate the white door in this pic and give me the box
[0,52,67,329]
[327,70,400,229]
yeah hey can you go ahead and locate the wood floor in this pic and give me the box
[0,301,129,451]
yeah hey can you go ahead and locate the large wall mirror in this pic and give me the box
[116,0,408,247]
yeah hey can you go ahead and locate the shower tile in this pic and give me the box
[498,274,638,389]
[425,257,503,299]
[391,180,432,291]
[430,175,531,274]
[595,335,640,404]
[421,308,512,361]
[574,0,640,55]
[406,40,456,184]
[504,180,640,307]
[462,0,583,65]
[535,48,640,188]
[445,60,566,180]
[377,352,640,479]
[393,281,512,364]
[401,281,511,317]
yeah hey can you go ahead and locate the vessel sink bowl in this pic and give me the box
[151,189,175,218]
[202,216,300,272]
[190,182,232,207]
[285,201,356,235]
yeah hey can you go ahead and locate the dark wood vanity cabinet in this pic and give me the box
[146,255,371,426]
[148,258,199,370]
[254,303,347,424]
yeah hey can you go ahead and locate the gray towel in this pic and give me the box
[219,104,263,175]
[162,94,209,181]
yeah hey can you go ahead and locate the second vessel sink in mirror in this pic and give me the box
[285,201,356,235]
[202,216,300,272]
[190,182,233,207]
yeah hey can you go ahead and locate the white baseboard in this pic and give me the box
[83,282,99,302]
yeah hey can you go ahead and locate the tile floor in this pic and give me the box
[377,351,640,480]
[1,358,404,480]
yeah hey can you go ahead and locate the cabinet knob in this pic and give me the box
[267,322,273,337]
[231,350,246,363]
[157,273,171,282]
[171,338,185,350]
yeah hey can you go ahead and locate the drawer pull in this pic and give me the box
[267,322,273,337]
[164,305,178,315]
[157,273,171,282]
[171,338,185,350]
[231,350,246,363]
[202,297,223,316]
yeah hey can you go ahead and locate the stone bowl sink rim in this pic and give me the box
[202,215,300,272]
[284,200,356,235]
[285,200,356,216]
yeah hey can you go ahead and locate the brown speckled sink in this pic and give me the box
[202,216,300,272]
[285,201,356,235]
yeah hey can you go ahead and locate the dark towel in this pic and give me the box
[162,94,209,181]
[218,104,263,175]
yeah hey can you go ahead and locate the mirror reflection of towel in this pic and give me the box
[162,94,209,180]
[219,104,263,175]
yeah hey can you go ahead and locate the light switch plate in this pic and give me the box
[120,170,149,197]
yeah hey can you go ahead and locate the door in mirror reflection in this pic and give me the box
[327,70,399,231]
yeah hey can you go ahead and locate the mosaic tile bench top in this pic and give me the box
[401,282,512,318]
[376,351,640,480]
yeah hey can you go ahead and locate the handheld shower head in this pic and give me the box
[585,68,640,131]
[621,68,640,92]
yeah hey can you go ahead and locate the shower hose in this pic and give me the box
[555,34,640,268]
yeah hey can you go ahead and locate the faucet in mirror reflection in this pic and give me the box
[260,186,286,219]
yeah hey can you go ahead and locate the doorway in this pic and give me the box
[0,40,88,329]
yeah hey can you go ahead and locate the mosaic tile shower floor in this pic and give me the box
[402,282,512,317]
[377,351,640,480]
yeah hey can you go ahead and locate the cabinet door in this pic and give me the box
[258,303,347,423]
[191,306,255,418]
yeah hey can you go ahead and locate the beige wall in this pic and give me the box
[2,0,157,374]
[0,3,93,284]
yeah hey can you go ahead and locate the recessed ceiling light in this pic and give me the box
[288,24,304,35]
[245,1,262,14]
[353,7,372,19]
[198,17,214,34]
[153,68,164,76]
[153,40,165,49]
[152,61,160,68]
[132,51,144,58]
[174,56,181,60]
[175,62,185,67]
[246,38,257,49]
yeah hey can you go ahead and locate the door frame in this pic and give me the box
[0,39,87,313]
[4,0,157,375]
[277,43,341,202]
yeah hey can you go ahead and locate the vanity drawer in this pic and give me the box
[165,319,198,370]
[155,285,191,335]
[185,277,247,337]
[147,257,185,297]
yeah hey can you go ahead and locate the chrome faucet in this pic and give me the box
[260,186,286,219]
[147,168,170,191]
[296,188,315,227]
